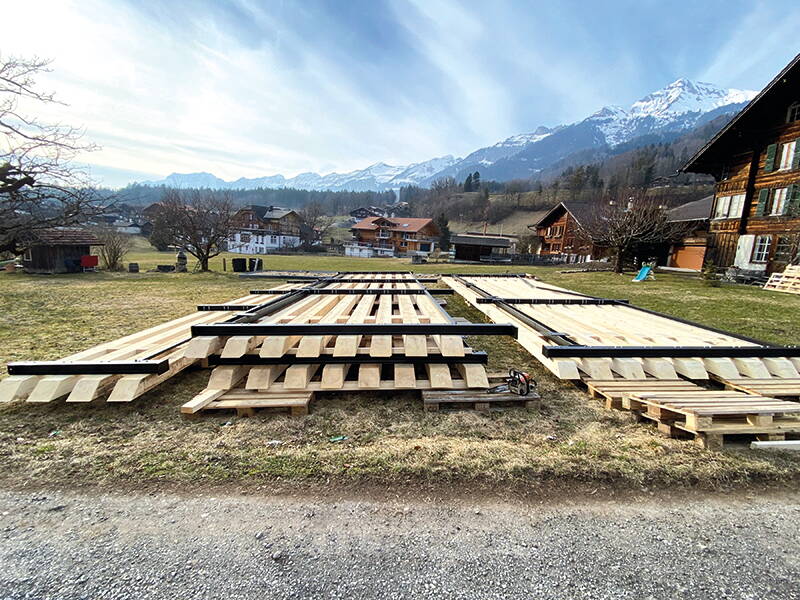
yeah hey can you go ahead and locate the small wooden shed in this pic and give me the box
[20,228,103,274]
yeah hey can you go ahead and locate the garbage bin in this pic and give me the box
[128,263,139,273]
[248,258,263,272]
[232,258,247,272]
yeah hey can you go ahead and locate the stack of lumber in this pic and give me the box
[763,265,800,295]
[445,274,800,449]
[444,274,800,382]
[180,272,508,416]
[0,287,297,404]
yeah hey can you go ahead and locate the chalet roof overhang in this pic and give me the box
[681,53,800,177]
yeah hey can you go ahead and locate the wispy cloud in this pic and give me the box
[2,0,797,186]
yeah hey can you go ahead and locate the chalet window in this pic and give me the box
[778,141,797,170]
[769,188,789,215]
[787,102,800,123]
[751,235,771,263]
[713,194,744,219]
[241,233,251,243]
[270,235,278,244]
[773,236,798,263]
[23,249,32,261]
[720,164,731,181]
[552,243,561,252]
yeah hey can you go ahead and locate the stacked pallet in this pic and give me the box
[180,272,512,416]
[763,265,800,295]
[625,391,800,450]
[0,287,297,404]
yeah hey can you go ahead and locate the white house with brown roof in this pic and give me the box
[228,205,304,254]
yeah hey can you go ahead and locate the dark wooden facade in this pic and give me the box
[20,229,102,274]
[683,53,800,273]
[532,202,600,261]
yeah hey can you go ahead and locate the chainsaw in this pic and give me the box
[488,368,536,396]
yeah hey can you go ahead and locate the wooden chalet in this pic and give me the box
[682,53,800,274]
[20,228,102,274]
[228,205,303,254]
[530,201,601,262]
[347,216,439,257]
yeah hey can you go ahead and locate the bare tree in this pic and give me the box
[94,226,133,271]
[299,201,333,245]
[1,54,109,254]
[576,188,692,273]
[150,189,234,271]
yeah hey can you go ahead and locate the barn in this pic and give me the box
[20,228,103,274]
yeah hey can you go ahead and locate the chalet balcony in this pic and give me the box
[376,231,391,239]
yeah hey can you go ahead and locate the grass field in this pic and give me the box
[2,245,799,492]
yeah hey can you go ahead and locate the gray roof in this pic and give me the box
[534,201,595,228]
[667,196,713,222]
[451,234,511,248]
[248,205,294,220]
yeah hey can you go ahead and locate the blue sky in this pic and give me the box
[4,0,800,187]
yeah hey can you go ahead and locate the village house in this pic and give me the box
[349,206,387,220]
[530,201,601,262]
[227,205,304,254]
[682,53,800,274]
[346,216,439,258]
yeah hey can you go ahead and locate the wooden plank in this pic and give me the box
[245,365,285,390]
[357,364,382,389]
[0,375,39,403]
[393,364,417,388]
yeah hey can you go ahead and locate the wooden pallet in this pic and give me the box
[763,265,800,295]
[626,391,800,450]
[586,379,703,409]
[422,389,540,412]
[193,390,313,417]
[714,376,800,398]
[445,275,800,382]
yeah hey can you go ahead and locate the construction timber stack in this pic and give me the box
[445,274,800,449]
[1,272,514,416]
[179,272,511,416]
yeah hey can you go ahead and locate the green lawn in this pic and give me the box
[1,249,799,492]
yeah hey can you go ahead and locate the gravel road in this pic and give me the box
[1,487,798,599]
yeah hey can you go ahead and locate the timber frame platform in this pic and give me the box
[445,274,800,448]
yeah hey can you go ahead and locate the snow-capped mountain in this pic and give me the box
[143,156,458,192]
[141,79,756,192]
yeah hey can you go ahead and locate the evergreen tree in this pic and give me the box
[472,171,481,189]
[463,173,473,192]
[435,212,451,251]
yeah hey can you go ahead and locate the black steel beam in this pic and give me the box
[238,273,326,280]
[191,323,518,337]
[542,345,800,358]
[476,297,628,305]
[450,273,528,278]
[208,352,488,366]
[7,360,170,375]
[249,288,452,296]
[197,304,259,311]
[320,277,440,283]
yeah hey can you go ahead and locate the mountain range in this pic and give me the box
[142,79,756,192]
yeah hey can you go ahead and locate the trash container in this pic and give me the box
[232,258,247,272]
[248,258,263,272]
[128,263,139,273]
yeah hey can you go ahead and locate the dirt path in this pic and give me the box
[1,487,799,599]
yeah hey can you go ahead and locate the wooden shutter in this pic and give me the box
[755,189,770,216]
[764,143,778,173]
[793,139,800,169]
[786,184,800,217]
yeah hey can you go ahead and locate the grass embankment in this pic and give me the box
[1,249,799,491]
